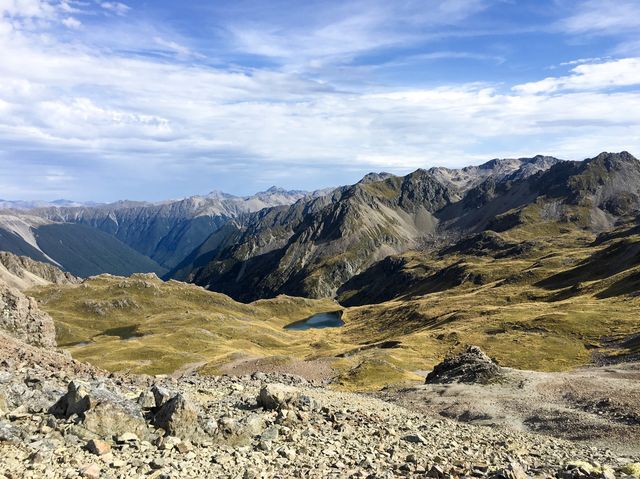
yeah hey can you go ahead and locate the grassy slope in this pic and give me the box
[339,206,640,384]
[30,205,640,390]
[31,274,340,375]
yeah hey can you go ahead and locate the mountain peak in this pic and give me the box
[358,172,395,184]
[205,190,236,200]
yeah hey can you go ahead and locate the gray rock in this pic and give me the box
[152,385,172,409]
[50,381,149,440]
[137,390,156,409]
[425,346,502,385]
[152,394,200,441]
[257,384,300,410]
[403,433,428,445]
[49,380,91,418]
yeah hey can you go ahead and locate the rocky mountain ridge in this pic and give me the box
[173,152,640,302]
[26,186,319,270]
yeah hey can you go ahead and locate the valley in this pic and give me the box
[2,151,640,477]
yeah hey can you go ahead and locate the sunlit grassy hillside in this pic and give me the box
[30,215,640,390]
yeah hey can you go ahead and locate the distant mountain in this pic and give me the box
[170,152,640,302]
[169,167,459,300]
[30,187,318,270]
[0,214,166,278]
[0,199,100,210]
[427,155,561,194]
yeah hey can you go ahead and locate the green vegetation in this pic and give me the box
[30,210,640,390]
[31,274,339,376]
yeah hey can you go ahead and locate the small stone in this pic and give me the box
[79,463,101,479]
[28,451,45,464]
[427,465,446,479]
[158,435,181,450]
[403,433,428,445]
[0,394,8,416]
[86,439,111,456]
[150,458,166,470]
[8,405,29,420]
[244,468,259,479]
[175,440,192,454]
[116,432,139,443]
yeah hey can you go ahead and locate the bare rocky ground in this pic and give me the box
[376,350,640,458]
[1,333,640,479]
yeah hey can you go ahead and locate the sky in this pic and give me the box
[1,0,640,201]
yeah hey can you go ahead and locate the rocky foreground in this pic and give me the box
[1,334,639,479]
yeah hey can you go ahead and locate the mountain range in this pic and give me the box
[0,187,316,277]
[2,152,639,304]
[171,152,640,302]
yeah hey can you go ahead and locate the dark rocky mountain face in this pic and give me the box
[172,152,640,302]
[0,215,167,278]
[169,170,462,300]
[31,189,311,270]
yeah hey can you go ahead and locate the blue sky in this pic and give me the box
[1,0,640,201]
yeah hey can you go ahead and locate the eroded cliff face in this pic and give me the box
[0,251,78,290]
[0,278,57,348]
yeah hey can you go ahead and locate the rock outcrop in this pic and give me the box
[49,380,149,440]
[425,346,503,384]
[0,251,78,290]
[0,279,56,348]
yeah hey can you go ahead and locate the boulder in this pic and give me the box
[49,381,149,440]
[257,384,300,410]
[152,393,200,441]
[425,346,502,385]
[49,380,91,418]
[151,385,172,409]
[137,390,156,410]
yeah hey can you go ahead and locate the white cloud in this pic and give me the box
[0,0,55,18]
[153,36,197,58]
[1,3,640,200]
[561,0,640,34]
[61,15,79,28]
[100,1,129,16]
[514,58,640,94]
[227,0,490,66]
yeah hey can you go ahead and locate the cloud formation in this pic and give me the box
[0,0,639,200]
